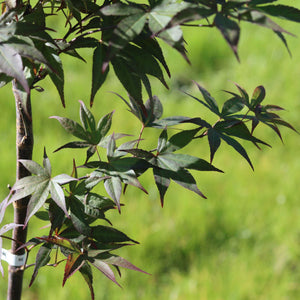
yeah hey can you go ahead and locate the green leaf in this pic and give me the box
[90,45,109,106]
[100,254,149,274]
[103,13,148,71]
[91,225,138,244]
[251,85,266,108]
[207,128,221,163]
[157,128,168,153]
[29,243,52,287]
[100,3,144,16]
[79,100,96,133]
[25,180,51,226]
[50,116,87,140]
[63,253,85,286]
[79,263,95,300]
[144,96,163,126]
[41,43,65,107]
[257,5,300,23]
[221,96,245,117]
[158,153,223,172]
[0,44,29,93]
[153,167,170,207]
[214,13,240,61]
[219,132,254,170]
[193,82,220,115]
[156,168,206,199]
[88,258,120,286]
[39,236,80,253]
[50,181,69,218]
[104,177,122,213]
[96,111,114,141]
[43,148,51,177]
[133,35,170,77]
[111,56,143,103]
[164,128,199,153]
[18,159,46,176]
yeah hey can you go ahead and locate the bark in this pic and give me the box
[7,80,33,300]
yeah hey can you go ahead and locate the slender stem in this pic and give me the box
[136,124,145,148]
[7,81,34,300]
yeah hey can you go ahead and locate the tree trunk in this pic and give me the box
[7,80,33,300]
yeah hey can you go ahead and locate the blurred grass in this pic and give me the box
[1,6,300,300]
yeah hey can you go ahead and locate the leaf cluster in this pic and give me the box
[0,1,299,299]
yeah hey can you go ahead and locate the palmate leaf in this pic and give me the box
[11,151,76,226]
[152,166,206,204]
[103,12,148,71]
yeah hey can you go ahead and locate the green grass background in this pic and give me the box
[1,5,300,300]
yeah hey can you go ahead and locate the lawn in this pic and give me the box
[0,4,300,300]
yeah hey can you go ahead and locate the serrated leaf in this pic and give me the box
[214,13,240,61]
[90,45,109,106]
[42,43,65,106]
[157,128,168,153]
[103,12,148,71]
[221,96,245,116]
[79,100,96,133]
[63,252,84,286]
[4,36,49,66]
[18,159,46,176]
[0,44,29,93]
[79,262,94,300]
[207,128,221,164]
[40,235,80,252]
[111,56,143,104]
[193,82,220,115]
[43,148,51,177]
[100,254,149,274]
[49,181,69,218]
[219,132,254,170]
[234,83,249,105]
[91,225,138,244]
[164,128,199,153]
[52,174,77,185]
[216,120,270,147]
[25,180,51,226]
[257,4,300,23]
[151,116,191,128]
[153,167,170,207]
[158,153,223,172]
[104,177,122,212]
[133,35,170,77]
[50,116,87,140]
[29,243,52,287]
[144,96,163,126]
[242,10,293,36]
[156,167,206,199]
[96,111,114,140]
[54,141,91,153]
[89,258,120,286]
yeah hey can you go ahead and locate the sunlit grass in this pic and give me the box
[0,5,300,300]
